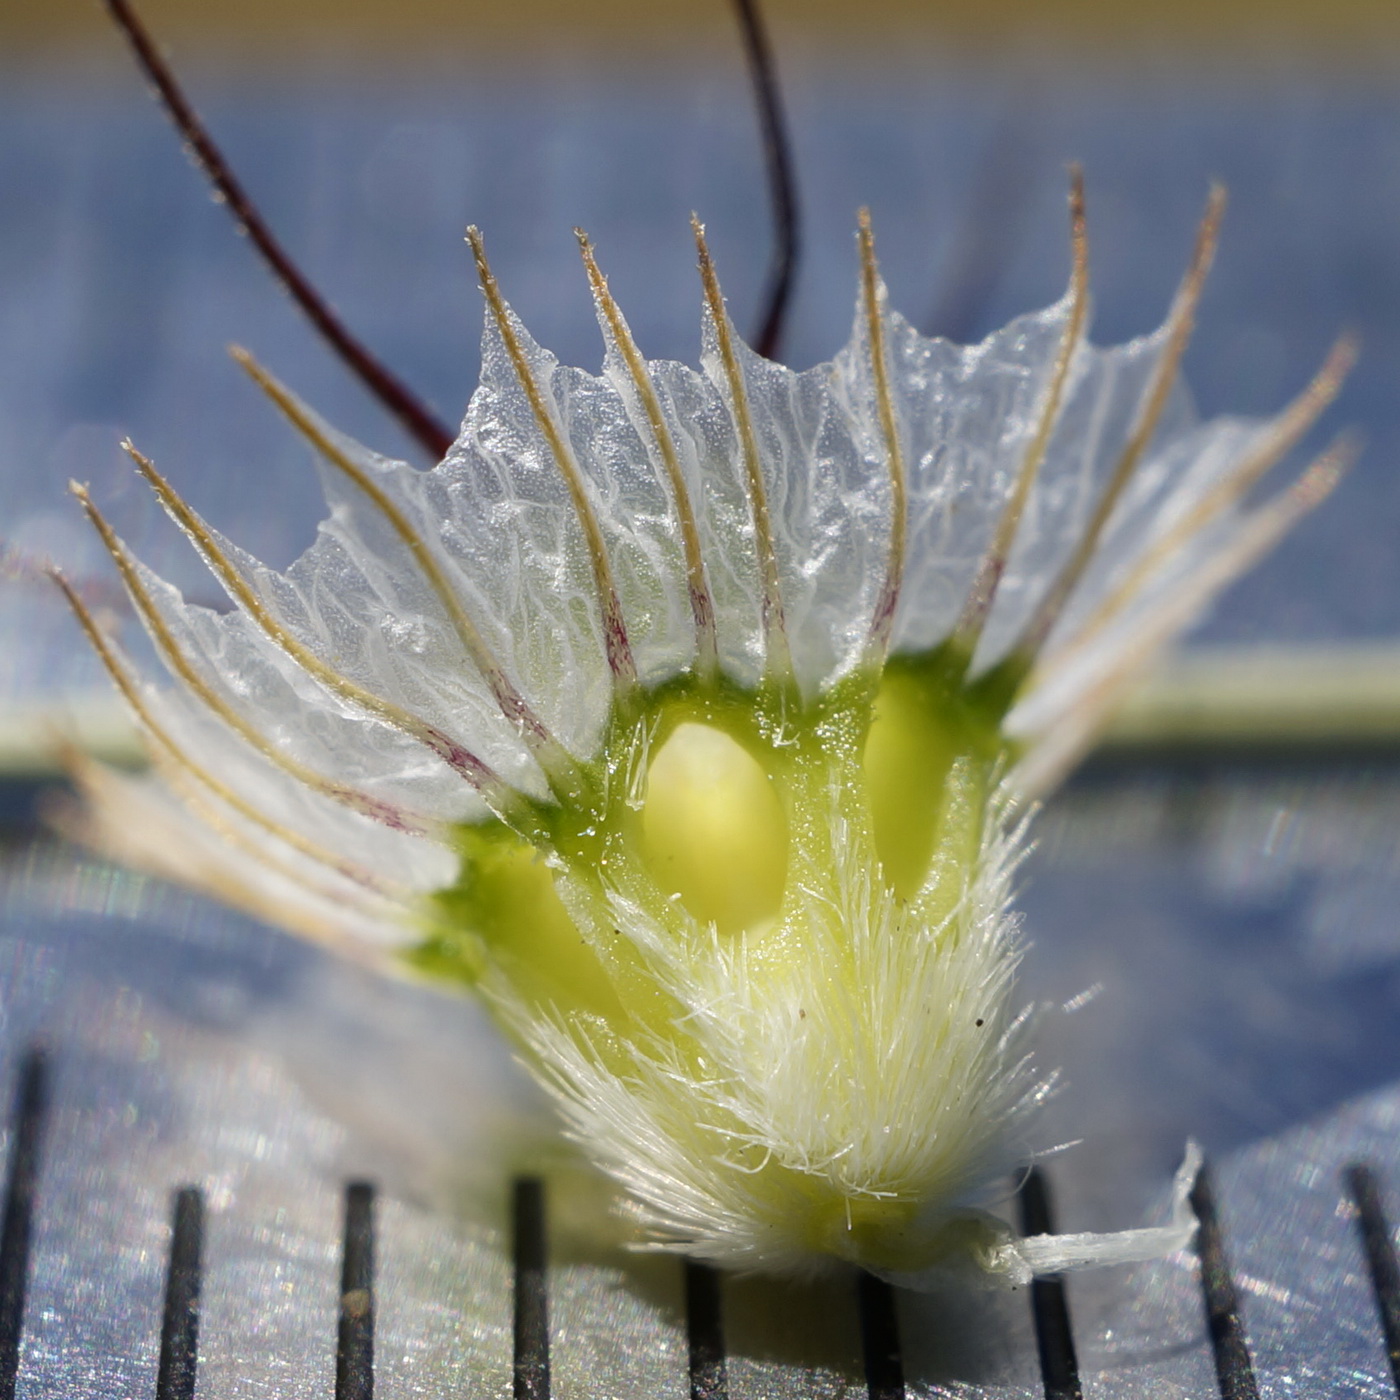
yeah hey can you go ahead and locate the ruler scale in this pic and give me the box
[154,1187,203,1400]
[1019,1168,1083,1400]
[683,1260,727,1400]
[855,1270,903,1400]
[0,1049,47,1400]
[1190,1164,1261,1400]
[511,1177,550,1400]
[0,1047,1399,1395]
[1346,1165,1400,1393]
[336,1183,375,1400]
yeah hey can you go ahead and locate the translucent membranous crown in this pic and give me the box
[58,179,1351,1284]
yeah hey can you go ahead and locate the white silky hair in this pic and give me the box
[500,769,1050,1276]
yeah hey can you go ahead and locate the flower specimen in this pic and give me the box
[55,176,1350,1285]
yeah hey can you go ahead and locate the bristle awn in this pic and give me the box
[230,347,585,799]
[60,746,403,970]
[50,570,408,902]
[859,209,909,665]
[125,443,524,818]
[1007,183,1227,679]
[693,215,794,688]
[1016,435,1357,796]
[467,227,640,703]
[949,168,1089,664]
[1042,333,1357,676]
[576,232,720,682]
[101,0,453,460]
[71,482,445,841]
[728,0,800,359]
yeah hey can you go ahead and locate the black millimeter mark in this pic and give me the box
[684,1259,728,1400]
[1017,1167,1083,1400]
[513,1177,551,1400]
[0,1049,48,1400]
[337,1181,376,1400]
[856,1270,904,1400]
[1190,1162,1260,1400]
[1345,1164,1400,1392]
[155,1187,203,1400]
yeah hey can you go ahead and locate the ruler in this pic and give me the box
[3,767,1400,1399]
[0,1042,1396,1399]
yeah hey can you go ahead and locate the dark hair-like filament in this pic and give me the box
[728,0,802,359]
[102,0,804,440]
[101,0,455,461]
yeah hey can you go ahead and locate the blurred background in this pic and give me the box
[3,2,1400,1394]
[9,0,1400,62]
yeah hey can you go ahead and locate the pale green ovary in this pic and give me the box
[410,654,1017,1268]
